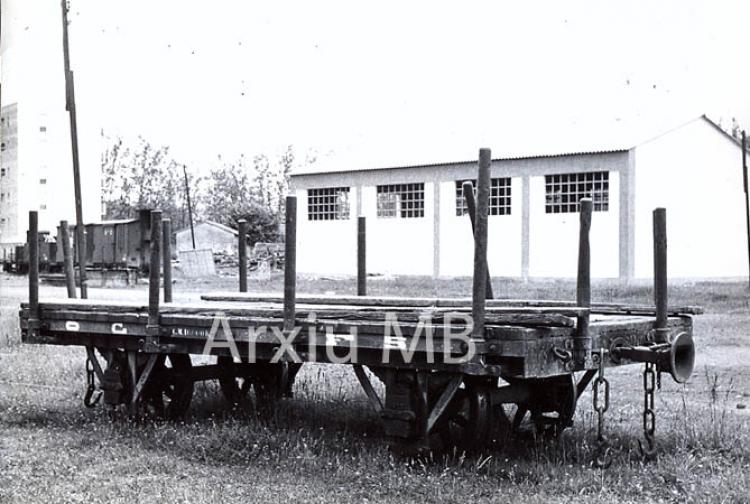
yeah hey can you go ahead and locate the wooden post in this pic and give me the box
[575,198,593,367]
[653,207,668,341]
[743,131,750,289]
[60,220,76,298]
[238,219,248,293]
[162,218,173,303]
[471,148,491,340]
[284,197,297,331]
[462,181,494,299]
[357,216,366,296]
[147,211,162,332]
[61,1,88,299]
[28,211,39,331]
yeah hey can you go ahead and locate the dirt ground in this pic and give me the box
[0,272,748,503]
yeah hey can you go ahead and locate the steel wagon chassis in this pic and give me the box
[18,149,699,463]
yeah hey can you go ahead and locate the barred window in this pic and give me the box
[307,187,350,220]
[377,183,424,218]
[455,178,511,216]
[545,171,609,213]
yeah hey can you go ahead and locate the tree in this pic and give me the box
[202,145,317,243]
[100,134,199,230]
[202,157,280,244]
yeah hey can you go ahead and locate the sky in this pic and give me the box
[3,0,750,172]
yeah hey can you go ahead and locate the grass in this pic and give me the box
[0,273,749,503]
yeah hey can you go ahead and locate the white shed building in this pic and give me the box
[290,116,748,281]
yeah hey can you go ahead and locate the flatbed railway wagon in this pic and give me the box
[18,149,699,465]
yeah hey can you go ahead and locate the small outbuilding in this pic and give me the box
[175,221,239,255]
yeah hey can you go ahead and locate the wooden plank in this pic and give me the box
[199,293,703,315]
[33,306,575,328]
[352,364,382,412]
[27,298,586,319]
[426,375,462,433]
[131,354,159,410]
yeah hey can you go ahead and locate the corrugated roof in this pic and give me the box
[291,114,737,177]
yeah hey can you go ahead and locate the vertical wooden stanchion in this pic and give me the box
[462,181,494,299]
[238,219,248,293]
[575,198,593,368]
[742,131,750,289]
[653,208,668,341]
[162,218,173,303]
[76,224,88,298]
[147,211,162,332]
[471,148,491,340]
[60,220,77,298]
[28,211,39,333]
[284,197,297,331]
[357,216,366,296]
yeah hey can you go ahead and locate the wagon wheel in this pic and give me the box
[141,353,194,420]
[507,374,577,436]
[438,382,493,451]
[217,356,252,406]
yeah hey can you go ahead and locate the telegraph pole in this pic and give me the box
[61,0,88,297]
[183,165,196,249]
[743,131,750,288]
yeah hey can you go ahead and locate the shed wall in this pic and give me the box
[291,151,628,278]
[633,120,746,278]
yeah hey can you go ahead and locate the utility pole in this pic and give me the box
[61,0,88,297]
[183,165,196,249]
[743,131,750,289]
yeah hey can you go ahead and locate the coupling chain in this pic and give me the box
[592,348,611,468]
[639,362,658,459]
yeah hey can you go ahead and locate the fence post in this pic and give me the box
[60,220,77,298]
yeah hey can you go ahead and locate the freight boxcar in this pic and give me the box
[3,210,152,274]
